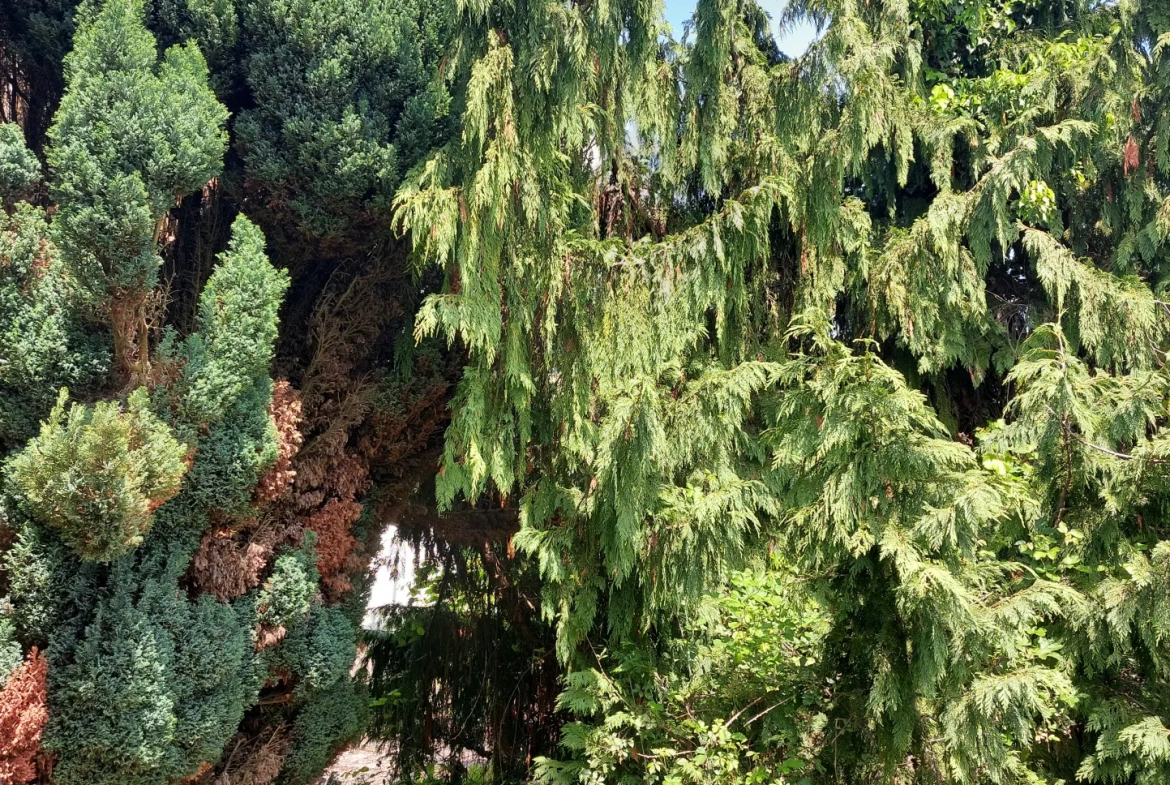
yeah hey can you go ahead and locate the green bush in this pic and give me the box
[0,520,101,649]
[45,582,176,785]
[271,602,356,695]
[137,572,257,778]
[0,617,20,684]
[256,543,319,631]
[178,380,278,520]
[158,215,288,520]
[235,0,450,240]
[45,563,259,785]
[279,678,368,785]
[0,124,40,198]
[0,205,108,449]
[175,215,289,430]
[7,388,187,561]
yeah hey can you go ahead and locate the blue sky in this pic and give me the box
[663,0,819,57]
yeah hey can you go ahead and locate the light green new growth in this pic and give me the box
[7,388,187,561]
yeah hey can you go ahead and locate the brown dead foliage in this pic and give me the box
[303,498,362,595]
[189,524,279,601]
[253,625,287,652]
[255,381,303,504]
[181,761,214,784]
[1124,135,1140,176]
[0,649,48,785]
[211,726,291,785]
[189,379,305,600]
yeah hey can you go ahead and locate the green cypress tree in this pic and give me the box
[45,578,177,785]
[46,0,227,383]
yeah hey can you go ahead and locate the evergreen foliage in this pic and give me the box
[0,616,20,682]
[6,0,1170,782]
[46,0,227,378]
[44,563,256,785]
[270,602,356,696]
[0,3,383,783]
[7,388,187,561]
[255,543,318,633]
[0,124,40,199]
[391,0,1170,781]
[533,566,829,785]
[0,204,108,448]
[363,547,561,781]
[172,215,289,430]
[278,678,368,785]
[2,519,103,649]
[235,0,452,241]
[0,1,81,148]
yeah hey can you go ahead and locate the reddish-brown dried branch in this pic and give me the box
[255,381,303,504]
[0,649,48,785]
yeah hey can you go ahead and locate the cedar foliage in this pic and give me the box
[1,0,1170,784]
[391,0,1170,782]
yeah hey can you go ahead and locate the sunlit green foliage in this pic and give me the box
[7,388,187,561]
[47,0,227,378]
[535,566,830,785]
[5,0,1170,782]
[47,0,226,298]
[0,204,108,448]
[0,124,40,199]
[394,0,1170,782]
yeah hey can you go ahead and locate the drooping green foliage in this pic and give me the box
[5,0,1170,782]
[389,0,1170,782]
[363,545,561,782]
[533,565,829,785]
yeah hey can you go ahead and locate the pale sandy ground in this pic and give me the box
[315,742,397,784]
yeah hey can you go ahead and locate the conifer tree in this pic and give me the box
[393,0,1170,782]
[8,388,187,561]
[46,0,227,382]
[5,0,1170,782]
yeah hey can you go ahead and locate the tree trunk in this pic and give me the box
[109,288,151,388]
